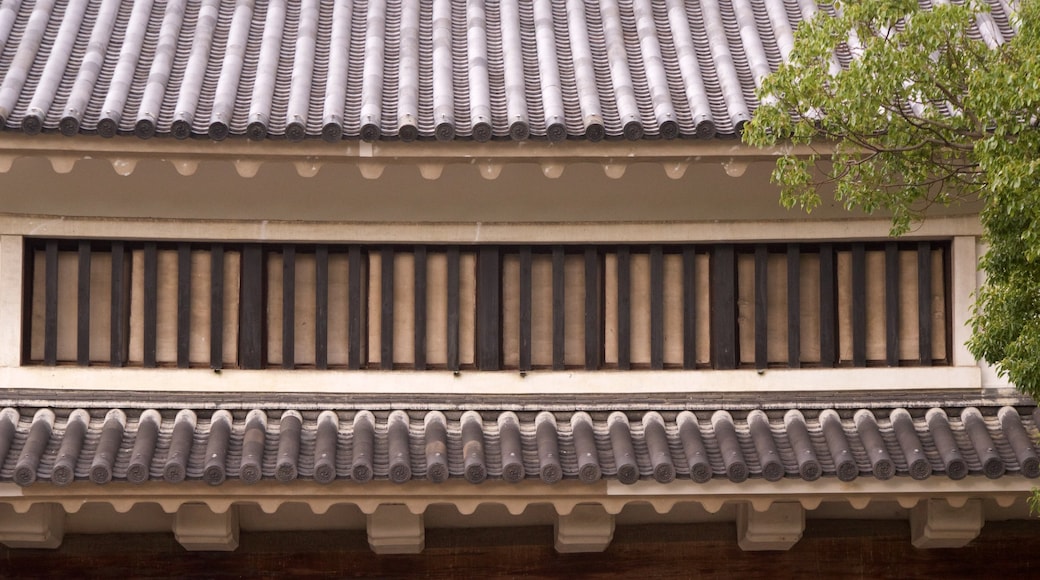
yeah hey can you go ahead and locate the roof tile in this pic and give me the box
[0,0,1017,141]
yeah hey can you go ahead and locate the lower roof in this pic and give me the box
[2,402,1037,489]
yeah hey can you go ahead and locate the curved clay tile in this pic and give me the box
[643,412,676,484]
[203,410,233,486]
[313,411,339,484]
[926,408,968,481]
[127,409,161,485]
[351,410,375,483]
[608,412,639,485]
[536,412,562,484]
[51,409,89,487]
[424,411,450,483]
[164,409,196,483]
[387,410,412,484]
[276,410,303,483]
[962,407,1005,479]
[498,412,525,483]
[853,410,894,481]
[90,409,126,485]
[98,0,155,137]
[999,406,1039,478]
[571,412,602,483]
[890,408,932,481]
[748,410,784,482]
[461,411,488,484]
[676,411,712,483]
[819,409,857,482]
[785,410,821,481]
[712,410,748,483]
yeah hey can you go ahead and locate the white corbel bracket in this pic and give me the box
[0,503,65,549]
[174,504,240,551]
[910,498,983,549]
[555,503,615,553]
[367,504,425,554]
[737,501,805,551]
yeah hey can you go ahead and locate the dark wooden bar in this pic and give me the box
[649,245,663,370]
[682,246,696,369]
[852,243,866,367]
[239,244,265,370]
[176,243,191,368]
[710,245,737,369]
[76,241,90,366]
[44,240,58,366]
[818,243,836,368]
[348,245,363,370]
[315,245,329,370]
[519,247,532,372]
[476,247,501,370]
[414,245,427,370]
[143,242,158,368]
[786,244,801,368]
[446,246,460,372]
[584,247,602,370]
[209,244,224,369]
[552,246,565,370]
[754,245,768,370]
[617,246,631,370]
[885,242,899,366]
[282,245,296,369]
[380,246,394,370]
[110,241,127,367]
[918,241,932,365]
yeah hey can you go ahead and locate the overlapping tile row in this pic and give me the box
[0,1,1018,142]
[0,405,1037,487]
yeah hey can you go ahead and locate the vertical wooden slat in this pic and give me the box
[414,245,427,370]
[787,244,801,368]
[852,243,867,367]
[446,246,460,372]
[77,241,91,366]
[380,246,394,370]
[348,245,363,369]
[585,246,602,370]
[710,244,737,369]
[176,243,191,368]
[282,245,296,370]
[682,246,696,369]
[552,246,565,370]
[519,247,532,372]
[617,246,631,370]
[110,241,127,367]
[754,245,768,370]
[210,244,224,369]
[649,245,664,370]
[476,246,501,370]
[885,242,900,366]
[315,245,328,370]
[918,241,932,365]
[819,243,837,368]
[143,242,158,368]
[239,244,265,369]
[44,240,58,365]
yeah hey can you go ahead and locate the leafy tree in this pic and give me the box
[744,0,1040,398]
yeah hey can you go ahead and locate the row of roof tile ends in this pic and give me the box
[0,406,1037,488]
[0,1,1018,142]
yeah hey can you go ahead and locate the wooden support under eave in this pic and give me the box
[367,504,425,555]
[736,502,804,551]
[555,504,615,553]
[0,503,65,549]
[173,504,240,552]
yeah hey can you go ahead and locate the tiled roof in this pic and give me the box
[0,1,1018,143]
[1,405,1037,487]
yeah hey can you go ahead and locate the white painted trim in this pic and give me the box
[0,134,830,179]
[910,498,983,549]
[736,502,804,551]
[173,504,240,551]
[0,477,1031,525]
[0,236,23,367]
[0,214,984,243]
[555,504,615,553]
[951,236,978,367]
[0,366,982,395]
[367,504,425,554]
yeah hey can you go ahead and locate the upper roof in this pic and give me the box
[0,0,1017,144]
